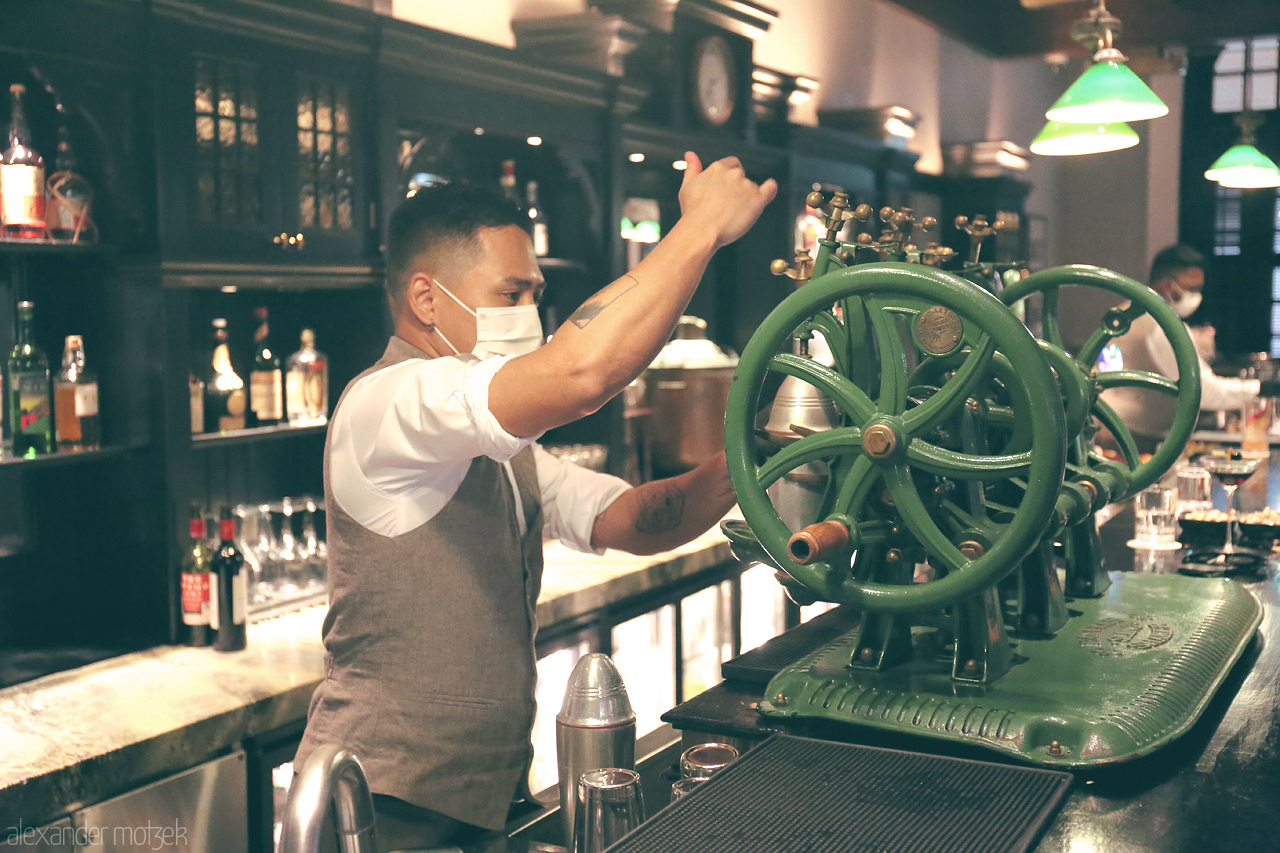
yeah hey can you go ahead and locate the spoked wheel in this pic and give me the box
[726,262,1067,615]
[999,264,1201,501]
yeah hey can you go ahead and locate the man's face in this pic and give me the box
[1168,266,1205,300]
[433,225,545,354]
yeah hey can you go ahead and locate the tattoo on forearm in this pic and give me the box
[634,482,686,534]
[569,275,640,330]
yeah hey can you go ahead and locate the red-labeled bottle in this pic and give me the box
[211,506,247,652]
[180,505,213,647]
[1,84,46,240]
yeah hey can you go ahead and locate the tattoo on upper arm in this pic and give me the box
[568,275,640,330]
[633,482,686,534]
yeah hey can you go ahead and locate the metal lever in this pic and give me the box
[955,215,1005,264]
[770,249,815,288]
[806,190,871,243]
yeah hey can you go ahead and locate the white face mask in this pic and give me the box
[1168,288,1202,318]
[431,278,544,359]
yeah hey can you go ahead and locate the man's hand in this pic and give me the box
[678,152,777,250]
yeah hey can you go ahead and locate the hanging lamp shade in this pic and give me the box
[1045,60,1169,124]
[1030,120,1139,156]
[1204,143,1280,188]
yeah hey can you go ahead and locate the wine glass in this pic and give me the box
[1196,453,1264,557]
[271,498,306,596]
[300,498,328,593]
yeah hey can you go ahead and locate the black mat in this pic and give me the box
[722,607,861,685]
[608,735,1072,853]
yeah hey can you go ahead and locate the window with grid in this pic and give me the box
[1213,36,1278,113]
[193,58,261,226]
[296,76,355,231]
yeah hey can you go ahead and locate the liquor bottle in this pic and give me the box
[1,84,46,240]
[45,125,95,244]
[500,159,520,207]
[526,180,549,257]
[8,301,53,457]
[249,307,283,427]
[205,318,246,432]
[211,506,247,652]
[285,329,329,426]
[189,372,205,435]
[54,335,100,452]
[180,505,214,647]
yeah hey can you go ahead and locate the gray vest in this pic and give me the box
[295,337,545,830]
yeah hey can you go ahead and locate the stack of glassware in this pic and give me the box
[229,496,328,617]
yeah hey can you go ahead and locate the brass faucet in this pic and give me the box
[279,744,379,853]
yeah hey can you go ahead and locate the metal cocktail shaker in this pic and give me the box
[557,653,636,846]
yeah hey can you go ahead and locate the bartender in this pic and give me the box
[1101,244,1260,453]
[293,153,776,851]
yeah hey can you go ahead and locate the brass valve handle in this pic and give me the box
[770,249,815,288]
[806,190,871,243]
[787,520,852,565]
[955,215,1004,264]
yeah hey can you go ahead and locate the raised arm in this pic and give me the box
[489,153,776,438]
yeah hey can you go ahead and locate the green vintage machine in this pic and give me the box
[722,191,1261,767]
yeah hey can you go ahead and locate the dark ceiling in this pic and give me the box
[882,0,1280,58]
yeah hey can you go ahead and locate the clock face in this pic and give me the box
[691,35,736,128]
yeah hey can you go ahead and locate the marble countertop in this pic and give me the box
[0,527,733,828]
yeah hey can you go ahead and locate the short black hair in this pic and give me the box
[385,182,527,308]
[1150,244,1205,286]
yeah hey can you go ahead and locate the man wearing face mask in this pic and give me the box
[1101,244,1259,452]
[293,153,776,851]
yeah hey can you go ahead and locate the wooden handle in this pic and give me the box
[787,520,850,565]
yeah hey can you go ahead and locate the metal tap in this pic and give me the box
[279,744,378,853]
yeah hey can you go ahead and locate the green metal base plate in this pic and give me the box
[758,573,1262,766]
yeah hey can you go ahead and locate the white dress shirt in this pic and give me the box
[328,351,632,552]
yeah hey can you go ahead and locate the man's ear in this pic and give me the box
[404,272,436,328]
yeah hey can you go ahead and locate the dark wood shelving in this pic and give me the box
[0,444,137,469]
[0,240,112,257]
[191,423,327,448]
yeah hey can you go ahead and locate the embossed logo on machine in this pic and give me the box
[1078,615,1175,657]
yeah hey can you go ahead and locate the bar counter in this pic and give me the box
[0,528,731,829]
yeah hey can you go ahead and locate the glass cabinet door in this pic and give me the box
[680,581,734,701]
[611,605,676,737]
[530,640,591,797]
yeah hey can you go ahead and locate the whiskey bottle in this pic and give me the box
[205,318,246,432]
[1,85,46,240]
[249,307,283,427]
[45,125,95,243]
[180,505,214,647]
[285,329,328,426]
[211,506,247,652]
[500,159,520,207]
[8,301,53,457]
[54,335,100,452]
[526,180,549,257]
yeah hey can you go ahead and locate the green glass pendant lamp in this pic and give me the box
[1205,111,1280,189]
[1032,0,1167,157]
[1030,120,1139,156]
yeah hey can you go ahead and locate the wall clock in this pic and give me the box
[690,35,736,128]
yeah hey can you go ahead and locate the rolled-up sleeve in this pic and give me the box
[535,444,631,554]
[351,354,541,493]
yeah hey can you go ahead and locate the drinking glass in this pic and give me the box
[1175,465,1214,516]
[1242,396,1272,459]
[1134,486,1178,548]
[234,504,271,606]
[1198,454,1264,556]
[253,504,283,597]
[300,498,328,592]
[670,777,705,802]
[679,742,738,780]
[574,768,644,853]
[272,498,308,595]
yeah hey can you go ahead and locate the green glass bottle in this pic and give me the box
[8,301,53,457]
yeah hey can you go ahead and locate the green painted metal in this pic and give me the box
[760,573,1261,766]
[725,262,1067,614]
[1000,264,1201,499]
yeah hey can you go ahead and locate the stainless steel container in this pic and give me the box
[645,316,739,474]
[557,653,636,846]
